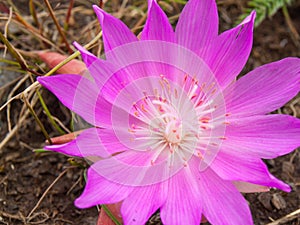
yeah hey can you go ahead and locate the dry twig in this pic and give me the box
[43,0,73,54]
[6,73,30,132]
[3,6,13,57]
[27,167,73,218]
[266,208,300,225]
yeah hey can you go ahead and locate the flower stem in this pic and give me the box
[36,90,65,135]
[101,205,122,225]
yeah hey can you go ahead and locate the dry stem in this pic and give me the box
[27,167,73,218]
[267,208,300,225]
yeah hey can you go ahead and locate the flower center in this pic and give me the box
[125,74,227,168]
[164,118,182,144]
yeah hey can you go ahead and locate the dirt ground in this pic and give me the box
[0,0,299,224]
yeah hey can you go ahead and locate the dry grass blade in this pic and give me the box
[0,32,42,76]
[37,90,66,135]
[282,5,300,46]
[12,17,64,54]
[43,0,73,54]
[0,102,30,151]
[0,211,26,223]
[266,208,300,225]
[0,81,39,112]
[29,0,40,29]
[0,30,102,112]
[64,0,75,31]
[27,167,73,219]
[13,12,40,34]
[6,73,30,132]
[3,6,13,57]
[26,212,49,224]
[0,28,102,150]
[22,93,52,144]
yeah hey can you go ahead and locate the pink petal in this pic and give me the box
[175,0,218,54]
[88,150,173,187]
[121,183,167,224]
[225,57,300,116]
[140,0,175,41]
[204,12,255,89]
[233,181,270,193]
[75,165,134,208]
[73,42,116,88]
[45,128,126,158]
[224,114,300,159]
[192,160,253,225]
[73,42,98,67]
[210,150,291,192]
[160,166,202,225]
[100,63,181,108]
[89,149,198,192]
[38,75,113,128]
[99,41,218,107]
[93,5,138,53]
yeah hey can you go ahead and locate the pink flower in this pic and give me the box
[38,0,300,224]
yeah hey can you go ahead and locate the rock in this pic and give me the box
[258,192,273,211]
[271,193,287,210]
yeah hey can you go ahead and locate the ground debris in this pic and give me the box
[271,193,287,210]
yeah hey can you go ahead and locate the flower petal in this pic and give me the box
[100,41,218,108]
[175,0,218,53]
[38,75,112,128]
[77,151,166,209]
[73,42,116,88]
[224,114,300,159]
[121,183,167,224]
[73,42,98,67]
[89,151,143,181]
[192,162,253,225]
[210,150,291,192]
[75,165,134,208]
[160,166,202,225]
[233,181,270,193]
[204,12,255,89]
[45,128,126,158]
[93,5,138,53]
[224,57,300,116]
[140,0,174,42]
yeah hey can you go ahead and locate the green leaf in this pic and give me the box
[236,0,294,27]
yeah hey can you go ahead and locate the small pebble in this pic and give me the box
[271,193,287,210]
[258,192,272,211]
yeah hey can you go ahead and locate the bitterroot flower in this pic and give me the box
[38,0,300,224]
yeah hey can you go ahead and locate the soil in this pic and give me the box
[0,0,299,225]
